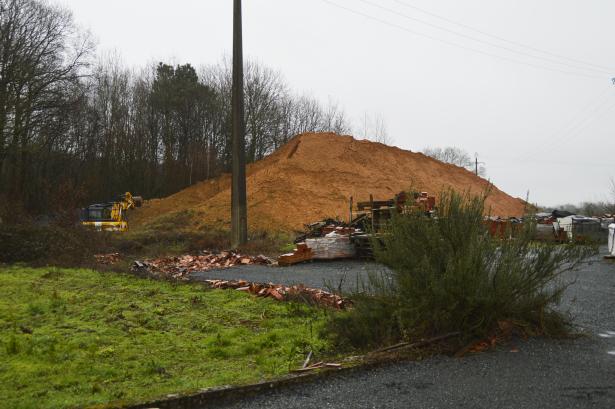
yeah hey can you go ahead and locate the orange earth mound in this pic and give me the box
[131,133,526,233]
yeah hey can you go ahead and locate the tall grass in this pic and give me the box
[328,190,595,349]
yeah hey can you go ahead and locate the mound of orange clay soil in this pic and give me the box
[131,133,527,233]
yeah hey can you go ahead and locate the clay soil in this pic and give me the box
[131,133,527,233]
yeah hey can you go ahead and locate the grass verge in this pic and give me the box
[0,266,329,409]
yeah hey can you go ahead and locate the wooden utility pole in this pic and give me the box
[474,155,485,177]
[231,0,247,248]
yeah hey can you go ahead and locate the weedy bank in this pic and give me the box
[0,266,329,409]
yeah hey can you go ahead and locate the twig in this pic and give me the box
[293,361,342,373]
[372,332,461,354]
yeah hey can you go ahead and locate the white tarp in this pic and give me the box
[305,232,356,259]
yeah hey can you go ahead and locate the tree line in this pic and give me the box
[0,0,353,215]
[543,179,615,216]
[422,146,486,177]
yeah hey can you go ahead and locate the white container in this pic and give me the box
[609,224,615,256]
[557,216,602,242]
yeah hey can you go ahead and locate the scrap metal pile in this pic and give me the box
[132,251,273,279]
[203,279,350,309]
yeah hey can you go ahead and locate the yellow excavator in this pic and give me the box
[80,192,143,232]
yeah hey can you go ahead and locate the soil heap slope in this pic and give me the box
[131,133,526,233]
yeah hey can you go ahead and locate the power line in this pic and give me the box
[321,0,607,80]
[515,90,615,163]
[391,0,615,73]
[356,0,612,76]
[490,160,615,168]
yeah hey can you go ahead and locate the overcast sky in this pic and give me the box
[56,0,615,207]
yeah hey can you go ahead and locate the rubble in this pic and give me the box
[94,253,121,265]
[278,191,437,265]
[278,243,314,266]
[202,279,351,309]
[132,251,273,279]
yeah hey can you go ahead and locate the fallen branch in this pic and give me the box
[372,332,461,354]
[293,362,341,372]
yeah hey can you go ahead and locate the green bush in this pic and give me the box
[328,190,595,349]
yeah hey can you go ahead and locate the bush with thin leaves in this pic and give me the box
[328,190,596,349]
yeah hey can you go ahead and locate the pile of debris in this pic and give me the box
[305,232,356,259]
[204,279,350,309]
[278,243,314,266]
[279,226,359,266]
[133,251,273,280]
[293,219,353,243]
[278,191,439,265]
[94,253,121,265]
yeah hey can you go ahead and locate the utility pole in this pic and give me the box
[474,154,485,177]
[231,0,247,248]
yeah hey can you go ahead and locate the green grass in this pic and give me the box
[0,266,329,409]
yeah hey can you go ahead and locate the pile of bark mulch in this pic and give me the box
[204,279,350,309]
[132,251,273,280]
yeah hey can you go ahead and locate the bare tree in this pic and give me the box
[322,98,351,135]
[0,0,93,207]
[423,146,486,177]
[359,112,392,145]
[0,1,358,213]
[243,60,287,162]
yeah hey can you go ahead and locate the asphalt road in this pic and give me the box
[198,249,615,409]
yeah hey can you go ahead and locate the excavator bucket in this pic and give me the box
[133,196,143,207]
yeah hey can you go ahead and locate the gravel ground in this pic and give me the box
[196,249,615,409]
[190,260,389,293]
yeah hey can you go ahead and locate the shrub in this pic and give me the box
[0,223,99,264]
[328,190,595,349]
[116,210,231,255]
